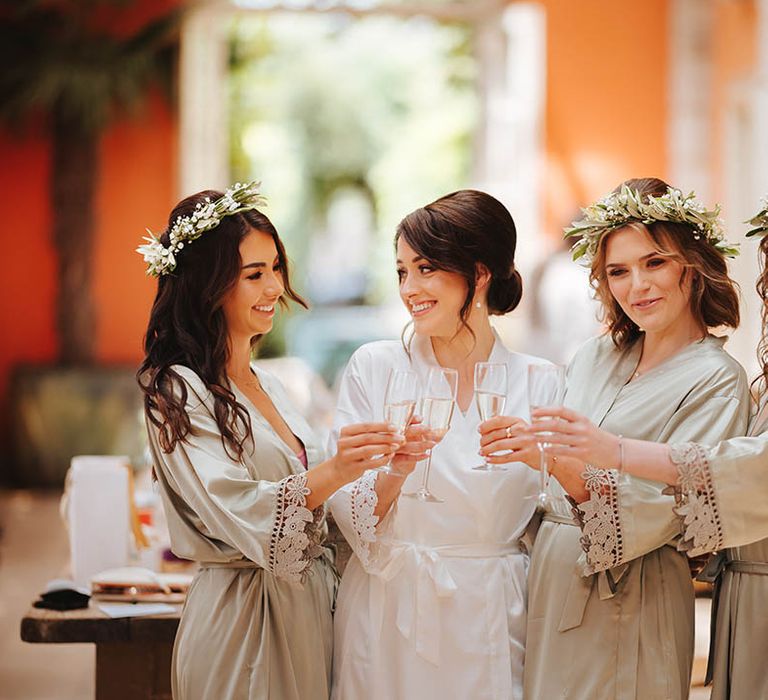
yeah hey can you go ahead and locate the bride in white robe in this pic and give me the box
[328,190,548,699]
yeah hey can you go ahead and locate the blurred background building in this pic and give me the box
[0,0,766,696]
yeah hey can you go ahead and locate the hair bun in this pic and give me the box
[487,269,523,315]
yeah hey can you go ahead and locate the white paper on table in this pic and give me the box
[98,603,178,618]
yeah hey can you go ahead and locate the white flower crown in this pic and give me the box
[137,181,266,277]
[564,184,739,263]
[746,196,768,239]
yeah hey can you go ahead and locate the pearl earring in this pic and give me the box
[476,301,482,309]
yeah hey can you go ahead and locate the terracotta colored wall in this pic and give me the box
[94,93,177,363]
[538,0,669,235]
[0,127,58,382]
[0,93,176,445]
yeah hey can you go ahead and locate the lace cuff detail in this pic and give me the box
[350,470,379,569]
[269,473,324,584]
[571,465,623,574]
[666,442,722,556]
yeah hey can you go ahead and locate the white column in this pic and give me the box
[667,0,714,200]
[178,6,232,196]
[473,2,546,275]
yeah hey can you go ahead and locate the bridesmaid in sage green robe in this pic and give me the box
[666,403,768,700]
[146,365,337,700]
[523,334,749,700]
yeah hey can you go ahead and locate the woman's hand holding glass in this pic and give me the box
[527,406,622,471]
[477,416,540,468]
[389,420,435,478]
[332,422,405,483]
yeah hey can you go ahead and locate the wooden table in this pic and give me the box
[19,519,351,699]
[21,603,179,700]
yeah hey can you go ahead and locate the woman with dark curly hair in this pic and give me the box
[137,183,413,700]
[480,178,750,699]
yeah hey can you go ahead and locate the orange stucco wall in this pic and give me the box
[0,2,179,456]
[539,0,669,234]
[93,94,177,362]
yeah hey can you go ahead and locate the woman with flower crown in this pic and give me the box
[513,199,768,700]
[478,177,750,699]
[328,190,549,699]
[136,183,412,700]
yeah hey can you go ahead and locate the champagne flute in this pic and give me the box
[405,367,458,502]
[376,368,419,475]
[527,364,566,506]
[472,362,508,471]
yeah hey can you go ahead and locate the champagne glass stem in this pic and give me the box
[420,449,434,493]
[537,443,548,505]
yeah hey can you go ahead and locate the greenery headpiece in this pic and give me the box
[137,181,266,277]
[564,185,739,263]
[746,197,768,239]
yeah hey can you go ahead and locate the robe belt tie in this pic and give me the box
[542,512,577,526]
[199,559,260,569]
[699,552,768,684]
[698,552,768,582]
[726,559,768,575]
[370,540,522,665]
[542,511,629,632]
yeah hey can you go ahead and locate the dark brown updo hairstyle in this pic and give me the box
[589,177,740,349]
[137,189,307,461]
[395,189,523,340]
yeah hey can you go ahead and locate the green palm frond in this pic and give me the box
[0,2,181,133]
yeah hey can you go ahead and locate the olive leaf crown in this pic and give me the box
[564,184,739,263]
[746,196,768,239]
[137,181,266,277]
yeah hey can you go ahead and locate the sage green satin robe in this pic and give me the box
[145,366,336,700]
[670,404,768,700]
[524,335,750,700]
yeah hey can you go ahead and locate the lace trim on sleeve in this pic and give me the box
[666,442,723,557]
[350,470,379,569]
[269,472,323,584]
[570,465,623,574]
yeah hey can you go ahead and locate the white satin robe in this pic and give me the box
[328,332,548,700]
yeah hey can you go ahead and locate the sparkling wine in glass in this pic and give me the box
[406,367,458,502]
[472,362,508,471]
[377,369,419,475]
[527,364,566,506]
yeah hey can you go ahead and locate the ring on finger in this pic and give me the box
[505,426,513,439]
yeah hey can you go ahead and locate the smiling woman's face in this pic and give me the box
[604,224,693,335]
[396,237,469,338]
[221,228,284,342]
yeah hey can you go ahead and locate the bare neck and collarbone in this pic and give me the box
[630,316,706,381]
[226,333,304,459]
[431,313,495,412]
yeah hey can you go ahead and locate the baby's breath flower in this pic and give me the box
[136,181,266,277]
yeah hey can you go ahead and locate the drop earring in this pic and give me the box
[475,301,482,309]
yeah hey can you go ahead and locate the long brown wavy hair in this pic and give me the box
[754,236,768,398]
[137,190,307,461]
[589,177,740,349]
